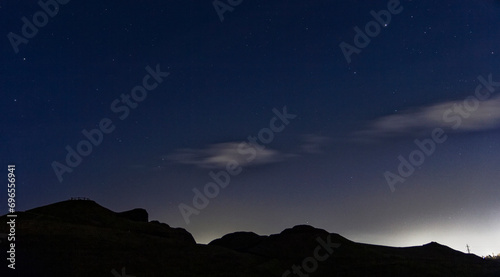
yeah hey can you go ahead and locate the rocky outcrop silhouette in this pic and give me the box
[117,208,149,222]
[1,200,499,277]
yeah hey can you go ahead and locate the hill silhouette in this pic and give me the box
[1,200,499,277]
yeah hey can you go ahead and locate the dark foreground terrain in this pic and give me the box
[1,199,499,277]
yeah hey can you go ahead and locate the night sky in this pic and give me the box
[2,0,500,256]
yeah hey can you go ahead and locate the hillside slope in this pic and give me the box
[1,200,499,277]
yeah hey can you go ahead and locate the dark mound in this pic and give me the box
[117,208,149,222]
[209,231,267,251]
[1,201,499,277]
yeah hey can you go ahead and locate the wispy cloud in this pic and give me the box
[300,134,331,154]
[165,142,291,169]
[356,95,500,140]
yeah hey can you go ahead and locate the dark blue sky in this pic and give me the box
[2,0,500,256]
